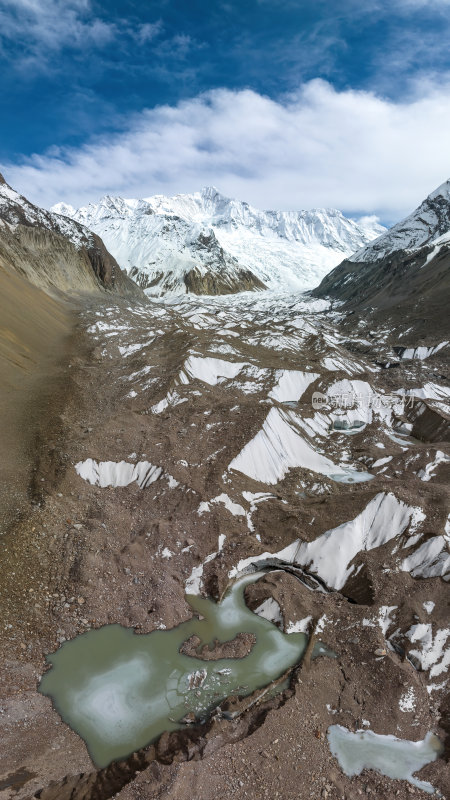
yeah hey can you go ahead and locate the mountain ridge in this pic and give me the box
[313,178,450,338]
[52,186,385,296]
[0,172,142,298]
[347,179,450,263]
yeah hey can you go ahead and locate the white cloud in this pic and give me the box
[0,0,162,65]
[0,0,116,52]
[135,21,164,45]
[394,0,450,6]
[2,78,450,221]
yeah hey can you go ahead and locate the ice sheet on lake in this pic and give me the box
[327,726,442,794]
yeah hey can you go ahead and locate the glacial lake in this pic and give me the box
[40,573,330,768]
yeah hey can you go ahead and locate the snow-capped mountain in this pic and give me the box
[52,187,385,296]
[1,172,94,249]
[348,179,450,263]
[313,179,450,339]
[0,172,142,298]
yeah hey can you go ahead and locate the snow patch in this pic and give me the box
[229,494,422,592]
[254,598,283,625]
[397,383,450,402]
[406,624,450,678]
[269,370,319,403]
[180,356,245,386]
[398,342,447,360]
[228,407,372,485]
[286,616,312,634]
[401,536,450,581]
[75,459,162,488]
[293,493,422,591]
[399,687,416,712]
[417,450,450,481]
[197,494,246,517]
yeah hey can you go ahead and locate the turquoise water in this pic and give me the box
[40,574,328,768]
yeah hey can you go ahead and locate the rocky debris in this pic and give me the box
[180,633,256,661]
[406,399,450,444]
[21,680,292,800]
[0,291,448,800]
[183,265,266,296]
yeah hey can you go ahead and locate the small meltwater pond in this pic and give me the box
[39,574,330,768]
[328,726,444,795]
[329,470,374,484]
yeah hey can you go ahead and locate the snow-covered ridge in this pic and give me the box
[0,172,93,250]
[349,179,450,263]
[228,492,428,590]
[51,186,385,295]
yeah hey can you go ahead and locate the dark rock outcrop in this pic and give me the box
[183,265,266,295]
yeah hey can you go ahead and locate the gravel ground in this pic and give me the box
[0,294,448,800]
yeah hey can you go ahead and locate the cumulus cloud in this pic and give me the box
[2,78,450,221]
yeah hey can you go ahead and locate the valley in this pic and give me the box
[0,288,448,800]
[0,175,448,800]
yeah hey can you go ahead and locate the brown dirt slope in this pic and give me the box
[0,260,72,535]
[313,238,450,339]
[0,172,144,300]
[0,175,145,532]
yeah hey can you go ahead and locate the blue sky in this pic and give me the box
[1,0,450,219]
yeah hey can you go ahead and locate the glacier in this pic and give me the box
[52,186,385,296]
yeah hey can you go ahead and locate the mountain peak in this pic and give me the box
[428,178,450,202]
[200,185,222,197]
[314,178,450,340]
[52,201,76,218]
[53,188,385,297]
[0,173,144,299]
[348,177,450,263]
